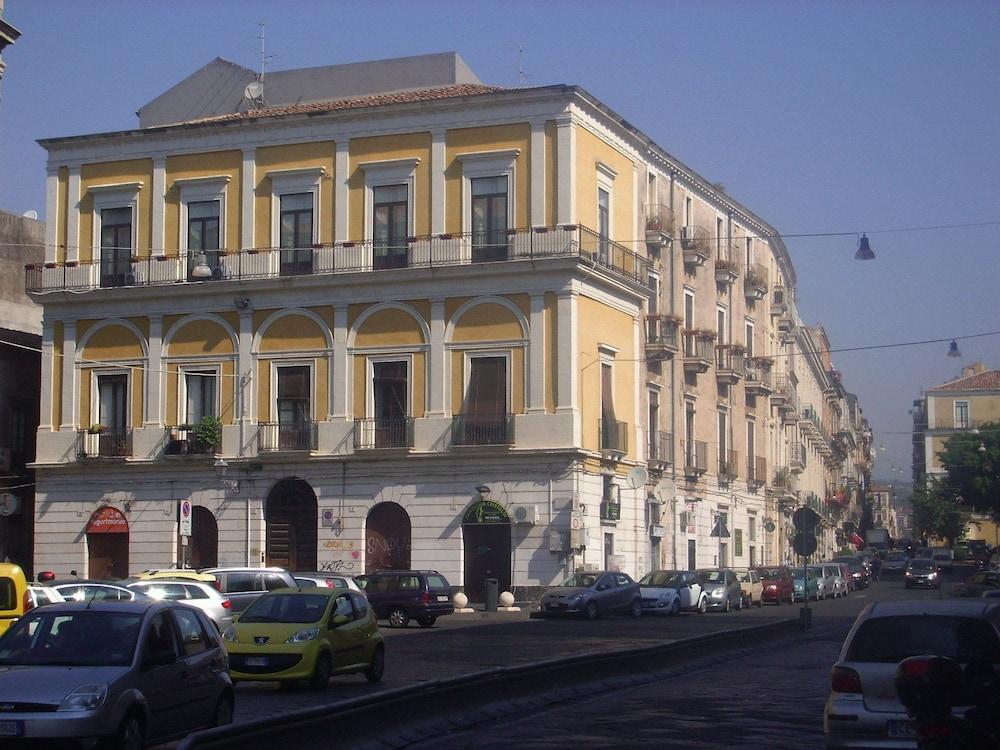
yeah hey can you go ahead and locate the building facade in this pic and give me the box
[29,53,870,594]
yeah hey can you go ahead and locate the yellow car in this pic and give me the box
[0,563,29,636]
[222,587,384,689]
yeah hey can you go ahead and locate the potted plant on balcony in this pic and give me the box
[192,416,223,454]
[87,423,105,435]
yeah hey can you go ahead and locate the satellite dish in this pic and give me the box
[655,478,677,502]
[626,467,649,489]
[21,210,38,220]
[245,81,264,100]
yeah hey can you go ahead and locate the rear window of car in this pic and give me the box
[0,579,14,610]
[847,615,1000,664]
[185,585,209,600]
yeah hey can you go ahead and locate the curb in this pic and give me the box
[179,618,800,749]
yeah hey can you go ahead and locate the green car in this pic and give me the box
[790,567,821,601]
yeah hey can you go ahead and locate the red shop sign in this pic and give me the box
[86,506,129,534]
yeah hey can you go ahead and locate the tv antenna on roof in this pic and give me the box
[517,46,530,87]
[244,22,272,109]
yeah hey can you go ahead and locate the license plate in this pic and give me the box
[437,595,449,602]
[245,656,268,667]
[0,721,22,737]
[887,720,915,738]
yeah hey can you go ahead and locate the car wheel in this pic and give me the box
[213,694,234,727]
[111,713,144,750]
[585,601,599,620]
[697,596,707,614]
[629,598,642,618]
[309,652,332,691]
[388,607,410,628]
[365,645,385,684]
[670,599,680,616]
[723,597,731,613]
[417,615,436,628]
[737,594,744,610]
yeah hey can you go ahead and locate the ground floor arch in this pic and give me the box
[265,478,318,571]
[365,502,411,573]
[86,506,129,579]
[189,505,218,569]
[462,499,511,601]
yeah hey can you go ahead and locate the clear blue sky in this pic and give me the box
[2,0,998,484]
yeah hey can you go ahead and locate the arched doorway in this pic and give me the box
[189,506,218,569]
[86,506,129,579]
[462,499,511,601]
[365,502,411,573]
[265,478,318,571]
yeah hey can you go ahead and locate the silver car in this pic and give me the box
[127,579,234,631]
[824,599,1000,748]
[698,569,743,612]
[0,599,233,747]
[539,571,642,619]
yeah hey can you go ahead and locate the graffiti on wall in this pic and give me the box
[319,539,361,572]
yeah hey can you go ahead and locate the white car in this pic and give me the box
[733,568,764,607]
[26,585,65,608]
[292,572,364,592]
[638,570,706,614]
[126,579,234,631]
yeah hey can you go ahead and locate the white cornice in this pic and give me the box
[357,157,421,171]
[172,174,232,187]
[455,148,520,164]
[87,181,144,193]
[264,166,326,179]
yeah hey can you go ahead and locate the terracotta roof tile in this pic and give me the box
[928,369,1000,391]
[180,83,505,126]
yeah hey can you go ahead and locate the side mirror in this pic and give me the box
[330,614,349,628]
[230,613,239,623]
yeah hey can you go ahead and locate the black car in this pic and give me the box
[904,558,940,589]
[832,556,870,589]
[952,569,1000,598]
[359,570,454,628]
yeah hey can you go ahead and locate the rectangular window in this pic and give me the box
[684,196,693,227]
[601,363,615,422]
[745,322,754,357]
[684,291,695,356]
[954,401,970,429]
[276,365,310,449]
[471,175,508,262]
[745,237,754,268]
[100,207,133,288]
[184,370,217,425]
[718,410,728,469]
[647,272,660,315]
[749,516,757,542]
[187,200,221,279]
[747,420,755,471]
[685,401,696,466]
[687,539,697,571]
[279,193,313,276]
[459,356,508,445]
[735,528,743,558]
[98,373,128,433]
[598,187,610,259]
[373,360,408,447]
[373,184,409,270]
[716,217,724,257]
[717,307,727,345]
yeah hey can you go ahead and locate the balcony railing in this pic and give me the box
[452,413,514,447]
[353,417,414,450]
[599,418,628,455]
[683,440,708,476]
[714,243,741,285]
[644,315,681,359]
[680,225,710,265]
[715,345,745,384]
[747,455,767,486]
[648,430,674,468]
[644,204,675,242]
[744,357,774,394]
[719,449,740,480]
[789,441,806,472]
[26,225,652,293]
[163,426,220,455]
[744,263,768,300]
[257,421,318,452]
[78,428,133,458]
[683,331,715,373]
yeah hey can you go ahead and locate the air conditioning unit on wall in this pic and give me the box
[511,504,538,525]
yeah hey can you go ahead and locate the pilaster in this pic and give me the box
[335,141,350,242]
[241,148,255,249]
[527,293,546,413]
[145,315,163,426]
[428,298,447,417]
[59,321,76,430]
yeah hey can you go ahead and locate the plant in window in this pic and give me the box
[192,415,223,453]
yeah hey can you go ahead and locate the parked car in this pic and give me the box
[880,550,910,574]
[790,566,821,602]
[755,566,795,605]
[52,580,153,603]
[833,556,871,588]
[223,587,384,689]
[638,570,706,613]
[0,563,29,636]
[820,563,848,598]
[0,599,233,747]
[132,569,219,586]
[637,571,683,616]
[127,579,234,630]
[734,568,763,607]
[823,599,1000,749]
[698,569,743,612]
[837,563,855,593]
[539,571,642,620]
[293,572,364,592]
[200,567,296,612]
[362,570,455,627]
[809,564,837,600]
[950,569,1000,598]
[26,585,65,608]
[932,547,955,573]
[904,558,940,589]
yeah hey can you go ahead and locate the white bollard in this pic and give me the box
[453,591,474,614]
[497,590,520,612]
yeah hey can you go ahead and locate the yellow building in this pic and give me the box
[29,53,869,593]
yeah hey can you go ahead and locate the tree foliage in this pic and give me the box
[938,420,1000,521]
[909,477,967,545]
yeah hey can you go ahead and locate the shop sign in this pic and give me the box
[649,524,665,538]
[462,500,510,525]
[86,506,129,534]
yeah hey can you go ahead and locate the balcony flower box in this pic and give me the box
[44,262,57,269]
[65,261,78,268]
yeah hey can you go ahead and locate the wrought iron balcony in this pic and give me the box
[683,330,715,374]
[715,345,745,385]
[163,426,220,456]
[644,315,681,360]
[77,428,133,459]
[744,357,774,395]
[25,225,652,294]
[789,441,806,473]
[648,430,674,470]
[353,417,414,450]
[257,421,318,452]
[719,449,740,480]
[714,243,741,285]
[770,285,788,316]
[599,418,629,456]
[452,413,514,447]
[744,263,768,300]
[680,225,710,266]
[644,204,675,246]
[683,440,708,478]
[770,466,796,496]
[747,455,767,487]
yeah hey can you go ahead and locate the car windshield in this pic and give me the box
[0,610,142,667]
[887,553,908,560]
[846,616,1000,663]
[933,552,951,559]
[239,594,330,623]
[559,574,598,588]
[639,572,682,587]
[757,569,784,580]
[792,568,820,579]
[909,560,935,570]
[699,571,726,584]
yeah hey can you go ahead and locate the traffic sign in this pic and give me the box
[792,506,821,531]
[793,531,817,557]
[180,500,192,537]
